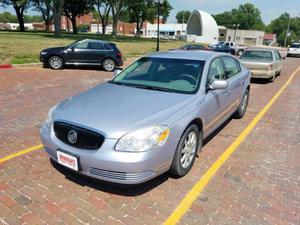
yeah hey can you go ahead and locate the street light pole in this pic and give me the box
[155,0,163,51]
[233,24,240,42]
[284,16,291,47]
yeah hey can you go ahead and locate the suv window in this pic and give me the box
[88,42,104,50]
[207,58,225,84]
[104,44,113,50]
[275,51,281,60]
[222,57,240,78]
[74,41,89,49]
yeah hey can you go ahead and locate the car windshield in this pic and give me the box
[111,57,204,94]
[290,44,300,48]
[241,50,273,62]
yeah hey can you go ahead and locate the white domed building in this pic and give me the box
[183,10,219,44]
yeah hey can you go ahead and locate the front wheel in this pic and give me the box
[48,56,63,70]
[233,89,249,119]
[102,58,116,72]
[170,124,202,177]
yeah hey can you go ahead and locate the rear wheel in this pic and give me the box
[170,124,202,177]
[48,56,63,69]
[102,58,116,72]
[233,89,249,119]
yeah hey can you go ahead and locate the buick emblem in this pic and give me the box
[68,130,77,144]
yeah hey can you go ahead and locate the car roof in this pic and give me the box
[147,50,225,61]
[245,48,276,52]
[81,38,111,45]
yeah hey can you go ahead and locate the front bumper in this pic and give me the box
[40,124,172,184]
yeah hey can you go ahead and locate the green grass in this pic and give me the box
[0,31,186,64]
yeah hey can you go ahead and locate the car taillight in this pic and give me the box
[116,52,122,58]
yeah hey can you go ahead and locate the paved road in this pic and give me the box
[0,58,299,225]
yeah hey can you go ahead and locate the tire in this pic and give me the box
[238,50,243,56]
[233,89,249,119]
[48,56,63,70]
[170,124,202,177]
[102,58,116,72]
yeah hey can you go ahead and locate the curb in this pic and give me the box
[0,64,13,69]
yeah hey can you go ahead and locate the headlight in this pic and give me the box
[46,105,57,127]
[40,51,48,55]
[115,126,170,152]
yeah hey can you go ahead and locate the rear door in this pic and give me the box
[202,57,231,134]
[221,56,244,114]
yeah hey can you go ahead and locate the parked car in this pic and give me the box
[170,44,211,51]
[214,41,247,55]
[287,43,300,57]
[40,39,123,71]
[40,51,250,185]
[240,48,283,82]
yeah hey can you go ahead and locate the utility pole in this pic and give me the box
[155,0,163,51]
[284,16,291,47]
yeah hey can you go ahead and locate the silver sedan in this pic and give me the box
[40,50,251,184]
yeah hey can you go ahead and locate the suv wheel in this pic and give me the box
[102,59,116,72]
[170,124,202,177]
[233,89,249,119]
[48,56,63,70]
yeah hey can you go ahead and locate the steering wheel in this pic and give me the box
[178,74,197,85]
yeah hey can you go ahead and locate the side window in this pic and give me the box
[104,44,113,50]
[275,51,281,60]
[88,42,104,50]
[74,41,89,49]
[207,58,225,84]
[222,57,240,79]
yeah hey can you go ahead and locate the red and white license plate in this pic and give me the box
[57,151,79,171]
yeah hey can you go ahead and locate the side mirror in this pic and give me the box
[209,79,228,90]
[113,69,122,76]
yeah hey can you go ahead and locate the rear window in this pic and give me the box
[290,44,300,48]
[241,50,273,62]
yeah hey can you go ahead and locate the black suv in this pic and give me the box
[40,39,123,71]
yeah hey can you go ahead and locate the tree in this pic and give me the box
[160,0,172,22]
[0,0,28,31]
[0,11,18,23]
[108,0,127,37]
[125,0,156,37]
[45,0,65,37]
[213,3,265,30]
[176,10,190,23]
[266,13,300,46]
[31,0,53,31]
[63,0,94,34]
[94,0,111,35]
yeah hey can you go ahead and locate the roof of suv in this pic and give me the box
[147,50,225,61]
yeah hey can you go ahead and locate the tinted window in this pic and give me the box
[104,44,112,50]
[241,50,273,62]
[88,42,104,50]
[290,43,300,48]
[222,57,240,78]
[112,57,204,94]
[207,58,225,84]
[74,41,89,49]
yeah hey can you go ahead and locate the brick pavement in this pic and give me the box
[0,58,300,225]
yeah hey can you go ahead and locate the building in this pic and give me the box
[61,13,94,31]
[182,10,219,44]
[263,33,277,46]
[142,23,186,39]
[224,29,265,45]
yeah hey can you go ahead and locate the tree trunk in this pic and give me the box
[14,6,25,32]
[112,17,118,37]
[101,21,106,35]
[53,12,61,37]
[136,21,140,37]
[45,21,51,32]
[71,16,77,34]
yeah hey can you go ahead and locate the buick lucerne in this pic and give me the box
[40,51,251,184]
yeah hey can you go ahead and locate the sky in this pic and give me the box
[0,0,300,25]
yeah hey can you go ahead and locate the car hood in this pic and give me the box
[53,83,195,138]
[43,47,65,53]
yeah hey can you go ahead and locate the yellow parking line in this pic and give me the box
[0,144,43,163]
[164,65,300,225]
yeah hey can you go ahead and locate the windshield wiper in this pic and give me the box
[131,84,175,93]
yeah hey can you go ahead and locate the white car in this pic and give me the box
[287,43,300,57]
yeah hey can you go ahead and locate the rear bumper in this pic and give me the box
[250,70,276,79]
